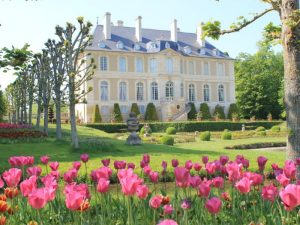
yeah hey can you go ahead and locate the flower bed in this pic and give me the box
[0,154,299,225]
[225,142,286,150]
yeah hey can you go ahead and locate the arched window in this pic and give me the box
[165,81,174,101]
[100,81,108,101]
[119,82,127,101]
[218,84,225,102]
[188,84,195,102]
[136,82,144,101]
[116,41,124,49]
[203,84,210,102]
[166,58,173,74]
[119,57,126,72]
[180,83,184,98]
[151,82,158,101]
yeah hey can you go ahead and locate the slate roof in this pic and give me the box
[86,25,232,59]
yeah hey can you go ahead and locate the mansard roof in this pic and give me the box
[87,25,233,59]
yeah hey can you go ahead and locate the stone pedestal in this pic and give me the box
[126,112,142,145]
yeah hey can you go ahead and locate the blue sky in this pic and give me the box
[0,0,280,90]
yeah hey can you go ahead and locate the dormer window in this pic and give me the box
[147,41,157,50]
[200,48,206,55]
[116,41,124,49]
[134,43,141,51]
[99,41,106,48]
[213,49,219,56]
[184,46,192,54]
[165,42,170,49]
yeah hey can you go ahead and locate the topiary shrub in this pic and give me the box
[256,131,267,136]
[188,102,197,120]
[271,125,280,132]
[144,103,158,121]
[199,103,211,120]
[130,103,140,116]
[166,127,177,135]
[113,103,123,122]
[92,104,102,123]
[140,126,152,135]
[161,135,174,145]
[227,103,239,120]
[255,126,266,132]
[213,105,226,120]
[200,131,211,141]
[221,130,232,140]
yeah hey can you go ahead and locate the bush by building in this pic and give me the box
[200,131,211,141]
[221,130,232,140]
[92,104,102,123]
[227,103,239,120]
[130,103,140,116]
[161,135,174,145]
[113,103,123,122]
[144,103,158,121]
[188,102,197,120]
[213,105,226,120]
[166,127,177,135]
[199,103,211,120]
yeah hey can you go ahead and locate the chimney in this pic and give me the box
[170,19,178,42]
[103,12,111,39]
[117,20,124,27]
[197,22,205,47]
[135,16,142,42]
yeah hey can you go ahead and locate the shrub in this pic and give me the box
[256,131,267,136]
[166,127,177,135]
[200,131,211,141]
[140,125,152,135]
[92,104,102,123]
[113,103,123,122]
[221,130,232,140]
[130,103,140,116]
[227,103,239,120]
[199,103,211,120]
[213,105,226,120]
[48,106,54,122]
[271,125,281,132]
[161,135,174,145]
[188,102,197,120]
[144,103,158,121]
[255,126,266,132]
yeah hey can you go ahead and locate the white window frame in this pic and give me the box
[100,80,109,101]
[136,82,144,101]
[203,84,210,102]
[188,61,195,75]
[203,62,210,76]
[119,57,127,72]
[119,81,128,101]
[165,81,174,101]
[100,56,108,71]
[149,58,158,74]
[166,58,173,74]
[151,82,159,101]
[218,84,225,102]
[135,57,144,73]
[180,83,184,98]
[217,62,225,76]
[188,83,196,102]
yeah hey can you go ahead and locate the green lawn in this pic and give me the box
[0,124,286,174]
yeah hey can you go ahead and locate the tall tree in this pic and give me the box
[202,0,300,176]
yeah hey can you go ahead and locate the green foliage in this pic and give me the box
[227,103,239,120]
[113,103,123,122]
[199,103,211,120]
[213,105,225,119]
[271,125,281,132]
[221,130,232,140]
[130,103,140,116]
[235,47,284,119]
[0,90,7,121]
[74,138,117,153]
[48,106,54,122]
[166,127,177,135]
[92,104,102,123]
[140,125,152,135]
[263,22,282,45]
[161,135,174,145]
[188,102,197,120]
[255,126,266,132]
[144,103,158,121]
[200,131,211,141]
[202,21,221,40]
[256,131,267,136]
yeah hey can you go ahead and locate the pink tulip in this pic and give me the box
[171,159,179,168]
[257,156,268,171]
[143,154,150,164]
[45,186,56,201]
[198,182,211,198]
[193,163,202,172]
[235,155,244,164]
[118,169,143,196]
[212,177,224,189]
[157,219,178,225]
[189,175,201,188]
[73,161,81,171]
[202,156,209,164]
[235,177,251,194]
[20,175,37,197]
[40,155,50,165]
[26,166,42,177]
[91,167,113,182]
[41,175,58,190]
[283,160,296,179]
[149,195,162,209]
[161,161,167,170]
[143,166,152,175]
[114,160,126,170]
[63,168,78,184]
[241,159,249,169]
[149,171,159,183]
[97,178,110,193]
[127,163,136,170]
[101,158,111,167]
[271,163,279,170]
[2,168,22,187]
[226,162,243,182]
[28,188,49,209]
[163,204,173,215]
[140,160,147,168]
[262,184,278,202]
[205,162,216,174]
[243,172,263,186]
[49,162,59,171]
[181,199,191,210]
[50,171,60,180]
[174,167,190,188]
[185,160,193,170]
[64,183,91,200]
[219,155,229,165]
[205,197,222,214]
[0,178,4,188]
[296,157,300,166]
[80,154,89,163]
[276,174,290,187]
[136,185,149,199]
[65,188,87,211]
[279,184,300,211]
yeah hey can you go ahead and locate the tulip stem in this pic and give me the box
[127,196,133,225]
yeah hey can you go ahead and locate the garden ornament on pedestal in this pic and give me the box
[242,124,245,132]
[143,123,151,137]
[126,112,142,145]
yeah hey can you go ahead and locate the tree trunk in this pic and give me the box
[28,99,33,125]
[55,100,62,139]
[43,105,49,136]
[36,100,41,129]
[69,77,79,149]
[281,0,300,178]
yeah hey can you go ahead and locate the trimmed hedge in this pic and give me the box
[200,131,211,141]
[86,121,282,133]
[271,125,281,132]
[92,104,102,123]
[213,104,226,119]
[144,103,158,121]
[113,103,123,122]
[161,135,174,145]
[130,103,140,116]
[227,103,239,120]
[221,130,232,140]
[199,103,211,120]
[166,127,177,135]
[188,102,197,120]
[255,126,266,132]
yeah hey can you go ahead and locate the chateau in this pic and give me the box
[76,13,235,123]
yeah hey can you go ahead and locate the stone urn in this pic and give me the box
[126,112,142,145]
[143,123,151,137]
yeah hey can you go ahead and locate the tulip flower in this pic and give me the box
[163,204,173,215]
[262,184,278,202]
[49,162,59,171]
[149,195,162,209]
[235,177,251,194]
[20,175,38,197]
[276,174,290,187]
[40,155,50,165]
[193,163,202,172]
[118,169,143,196]
[202,156,209,164]
[80,154,89,163]
[127,162,135,170]
[283,160,296,179]
[189,175,201,188]
[0,178,4,189]
[97,178,110,193]
[72,161,81,171]
[181,199,191,210]
[136,185,149,199]
[257,156,268,171]
[27,166,42,177]
[102,158,110,167]
[2,168,22,187]
[174,167,190,188]
[219,155,229,165]
[149,171,159,183]
[205,162,216,174]
[161,161,167,171]
[212,177,224,189]
[205,197,222,214]
[4,187,18,199]
[279,184,300,211]
[185,160,193,170]
[198,182,211,198]
[226,162,243,182]
[143,165,152,175]
[0,216,6,225]
[28,188,49,209]
[143,154,150,164]
[157,219,178,225]
[171,159,179,168]
[0,200,7,213]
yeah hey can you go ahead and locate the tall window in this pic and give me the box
[136,82,144,101]
[203,62,209,75]
[119,82,127,101]
[217,63,224,76]
[138,105,145,115]
[189,61,194,75]
[150,58,158,73]
[100,81,108,101]
[135,58,143,73]
[166,58,173,74]
[188,84,195,102]
[101,106,110,115]
[218,84,225,102]
[180,83,184,98]
[203,84,210,102]
[151,82,158,101]
[100,56,108,71]
[180,60,184,74]
[120,105,129,114]
[165,81,174,101]
[119,57,126,72]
